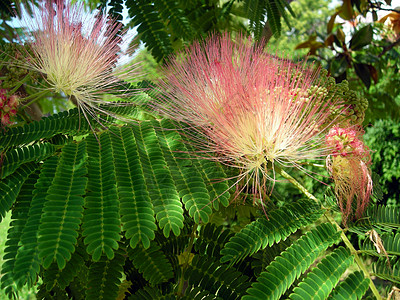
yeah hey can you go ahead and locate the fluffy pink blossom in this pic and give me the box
[15,0,137,121]
[326,126,372,224]
[0,89,18,126]
[155,34,347,202]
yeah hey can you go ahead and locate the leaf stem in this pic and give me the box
[277,167,318,201]
[9,73,31,95]
[20,90,50,110]
[324,212,381,299]
[177,223,197,297]
[277,166,382,299]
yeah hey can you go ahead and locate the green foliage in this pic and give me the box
[184,254,251,299]
[0,107,232,298]
[126,0,294,61]
[243,223,341,300]
[364,118,400,205]
[1,104,399,298]
[42,245,87,292]
[289,247,354,299]
[0,171,38,298]
[109,125,157,249]
[0,104,138,151]
[128,241,174,285]
[373,258,400,285]
[83,133,121,261]
[0,162,37,221]
[329,271,370,300]
[127,0,173,62]
[349,25,373,51]
[360,230,400,274]
[86,249,126,300]
[153,0,194,40]
[0,143,55,179]
[2,1,400,299]
[38,142,88,270]
[245,0,268,39]
[220,200,324,265]
[267,0,333,56]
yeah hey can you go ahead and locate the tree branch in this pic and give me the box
[379,35,400,57]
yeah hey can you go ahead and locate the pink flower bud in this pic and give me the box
[3,105,10,113]
[8,95,19,108]
[1,113,10,125]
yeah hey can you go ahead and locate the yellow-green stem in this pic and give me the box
[324,212,381,298]
[277,166,381,299]
[278,168,318,202]
[177,223,197,297]
[9,73,31,95]
[20,90,50,110]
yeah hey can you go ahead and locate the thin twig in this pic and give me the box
[379,35,400,57]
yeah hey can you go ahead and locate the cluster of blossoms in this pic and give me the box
[154,33,374,223]
[11,0,373,223]
[325,126,372,224]
[0,89,18,126]
[155,34,351,204]
[14,0,137,121]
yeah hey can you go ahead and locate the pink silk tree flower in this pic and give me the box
[155,34,348,203]
[326,126,373,224]
[14,0,137,121]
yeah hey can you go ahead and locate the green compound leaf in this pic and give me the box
[289,247,354,299]
[368,205,400,229]
[128,240,174,285]
[86,250,125,300]
[0,170,38,298]
[372,258,400,285]
[38,142,88,269]
[133,121,183,238]
[109,126,156,249]
[0,105,138,150]
[0,109,90,150]
[12,156,58,290]
[349,205,400,234]
[153,0,194,40]
[0,162,37,221]
[155,119,212,224]
[245,0,267,40]
[361,231,400,256]
[243,223,341,300]
[184,254,251,299]
[329,271,369,300]
[195,222,234,260]
[83,132,121,261]
[182,286,224,300]
[266,0,281,37]
[220,200,325,265]
[43,244,87,291]
[190,156,230,211]
[0,143,55,179]
[129,284,175,300]
[127,0,173,62]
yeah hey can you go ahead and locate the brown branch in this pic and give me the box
[378,35,400,57]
